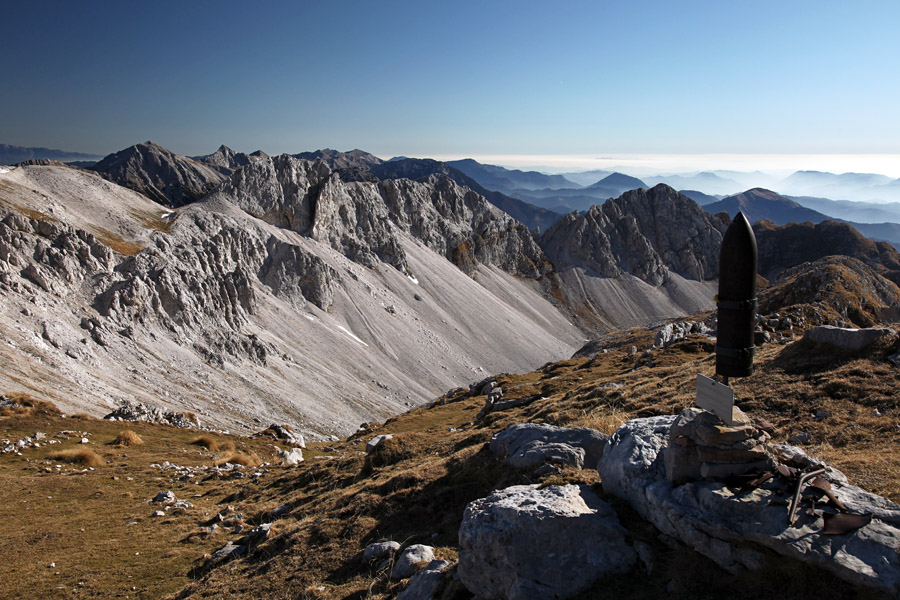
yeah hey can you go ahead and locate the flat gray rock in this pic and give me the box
[803,325,896,351]
[490,423,608,471]
[599,416,900,595]
[458,484,635,600]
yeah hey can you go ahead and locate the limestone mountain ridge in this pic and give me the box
[4,142,900,440]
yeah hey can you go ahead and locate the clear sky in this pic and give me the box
[2,0,899,164]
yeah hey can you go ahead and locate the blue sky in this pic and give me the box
[2,1,898,163]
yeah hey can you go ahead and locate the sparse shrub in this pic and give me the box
[190,435,220,452]
[48,448,103,468]
[69,412,94,420]
[112,430,143,446]
[215,452,260,467]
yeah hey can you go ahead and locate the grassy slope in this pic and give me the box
[5,314,898,599]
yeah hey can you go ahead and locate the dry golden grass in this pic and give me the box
[190,434,220,451]
[90,226,144,257]
[47,448,104,468]
[215,452,260,468]
[2,304,898,599]
[0,393,61,417]
[112,430,144,446]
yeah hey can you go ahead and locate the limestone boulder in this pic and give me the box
[490,423,608,471]
[599,416,900,595]
[458,484,635,600]
[803,325,896,351]
[278,447,304,466]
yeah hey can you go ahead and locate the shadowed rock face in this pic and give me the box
[92,141,227,207]
[754,219,900,281]
[539,184,728,286]
[207,155,550,278]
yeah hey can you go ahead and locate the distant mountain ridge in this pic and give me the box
[0,143,104,165]
[447,158,579,192]
[705,188,828,224]
[705,187,900,249]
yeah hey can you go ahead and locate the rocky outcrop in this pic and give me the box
[0,214,117,292]
[599,416,900,595]
[95,210,334,332]
[539,184,727,286]
[758,256,900,327]
[489,423,608,471]
[207,154,550,278]
[458,484,635,599]
[754,219,900,281]
[91,141,227,207]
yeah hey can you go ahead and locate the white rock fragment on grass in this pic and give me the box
[390,545,435,580]
[363,540,400,564]
[366,434,393,454]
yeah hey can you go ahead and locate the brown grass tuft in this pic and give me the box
[0,393,61,417]
[47,448,104,468]
[215,452,260,468]
[112,430,143,446]
[190,435,219,452]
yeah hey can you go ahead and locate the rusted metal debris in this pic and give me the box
[734,459,872,535]
[823,512,873,535]
[789,468,826,526]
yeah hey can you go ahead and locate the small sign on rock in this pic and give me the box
[696,374,735,425]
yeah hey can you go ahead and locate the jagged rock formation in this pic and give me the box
[193,145,259,174]
[206,154,550,278]
[540,184,726,285]
[92,141,227,207]
[536,185,724,331]
[0,163,581,435]
[371,158,564,233]
[294,148,382,170]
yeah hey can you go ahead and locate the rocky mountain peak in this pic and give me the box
[540,184,726,286]
[92,141,227,207]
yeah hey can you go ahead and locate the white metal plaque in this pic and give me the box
[696,374,735,425]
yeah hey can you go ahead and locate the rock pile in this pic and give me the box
[600,415,900,595]
[664,407,775,484]
[105,401,199,428]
